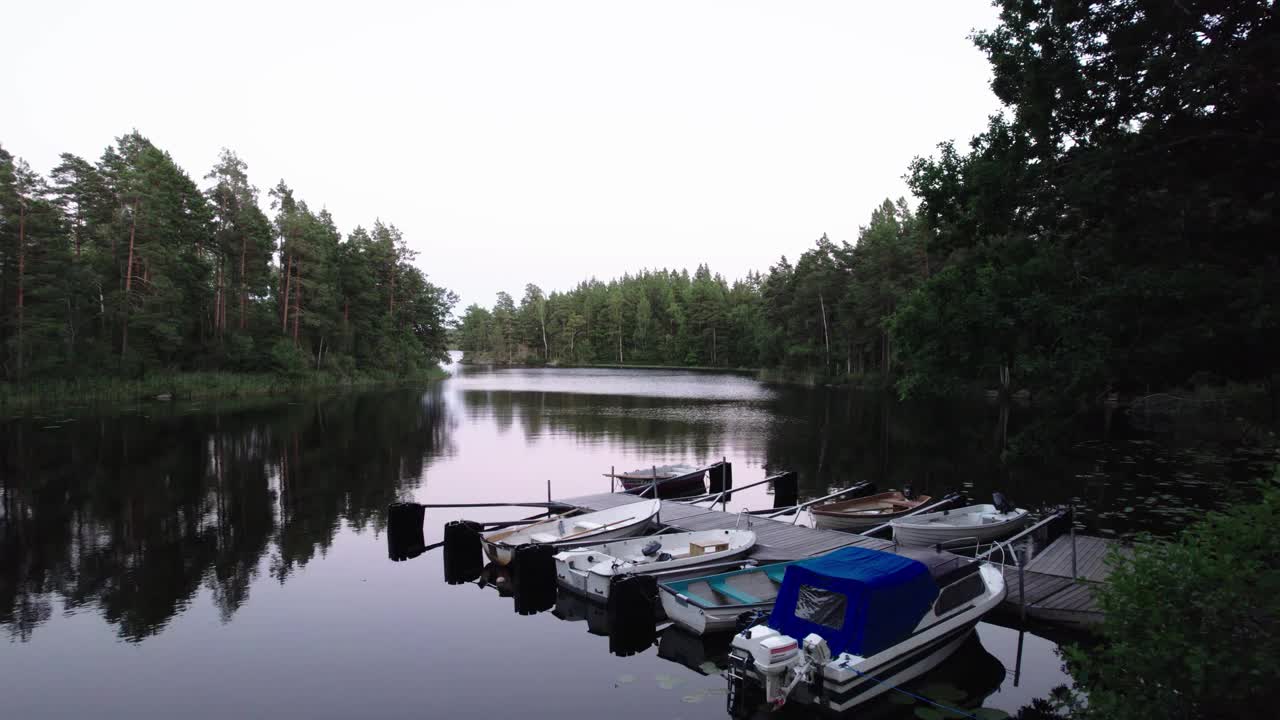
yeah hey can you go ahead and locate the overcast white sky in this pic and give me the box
[3,0,1001,310]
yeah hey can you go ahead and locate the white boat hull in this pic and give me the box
[481,499,661,566]
[554,530,756,602]
[660,590,769,635]
[891,504,1030,547]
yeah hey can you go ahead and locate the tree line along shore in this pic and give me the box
[0,135,456,410]
[455,1,1277,418]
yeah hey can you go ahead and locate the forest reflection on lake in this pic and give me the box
[0,356,1268,718]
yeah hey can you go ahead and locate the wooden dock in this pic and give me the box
[564,493,1126,628]
[998,534,1129,626]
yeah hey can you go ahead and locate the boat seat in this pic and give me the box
[573,521,604,531]
[708,579,760,605]
[530,532,559,543]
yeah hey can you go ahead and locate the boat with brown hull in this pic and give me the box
[810,490,933,531]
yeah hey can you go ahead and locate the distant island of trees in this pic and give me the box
[458,0,1277,412]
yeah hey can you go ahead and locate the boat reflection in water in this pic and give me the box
[553,588,610,637]
[657,626,734,676]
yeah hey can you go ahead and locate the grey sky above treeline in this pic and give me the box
[5,0,1001,308]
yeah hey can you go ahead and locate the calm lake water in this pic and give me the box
[2,354,1271,718]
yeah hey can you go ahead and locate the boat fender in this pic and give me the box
[387,503,426,561]
[607,573,658,657]
[443,520,484,584]
[512,543,556,615]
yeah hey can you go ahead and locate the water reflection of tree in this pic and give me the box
[457,386,1096,509]
[0,387,453,642]
[461,389,769,459]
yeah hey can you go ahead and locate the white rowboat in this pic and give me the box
[482,499,661,565]
[890,503,1030,546]
[554,529,756,601]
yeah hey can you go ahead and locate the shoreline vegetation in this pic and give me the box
[1,135,456,409]
[0,365,449,415]
[452,0,1276,422]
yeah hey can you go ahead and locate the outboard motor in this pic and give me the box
[387,502,426,561]
[729,625,830,714]
[442,520,484,583]
[993,492,1016,515]
[902,485,916,500]
[607,573,657,656]
[512,543,557,615]
[640,540,663,557]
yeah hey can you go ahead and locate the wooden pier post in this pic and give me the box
[1019,542,1027,622]
[610,465,615,493]
[1069,505,1078,579]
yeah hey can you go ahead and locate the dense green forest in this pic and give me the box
[458,0,1278,405]
[454,198,926,376]
[0,133,455,386]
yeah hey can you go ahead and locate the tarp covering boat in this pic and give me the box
[769,547,939,657]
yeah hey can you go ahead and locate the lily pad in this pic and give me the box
[681,694,704,704]
[616,674,635,684]
[888,691,917,705]
[917,682,967,702]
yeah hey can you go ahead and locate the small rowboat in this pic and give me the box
[481,499,661,565]
[810,490,933,531]
[554,529,756,601]
[891,502,1030,547]
[605,464,707,496]
[659,561,799,635]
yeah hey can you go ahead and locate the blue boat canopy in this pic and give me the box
[768,546,939,657]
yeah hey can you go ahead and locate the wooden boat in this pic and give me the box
[659,561,799,635]
[481,499,661,565]
[554,529,757,601]
[606,463,706,495]
[810,490,933,531]
[891,503,1030,547]
[727,546,1006,714]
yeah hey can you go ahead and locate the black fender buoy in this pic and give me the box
[772,471,798,510]
[443,520,484,584]
[512,543,556,615]
[709,461,734,495]
[607,573,658,656]
[387,503,426,561]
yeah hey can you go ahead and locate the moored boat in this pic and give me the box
[554,529,756,601]
[890,499,1030,547]
[606,463,707,496]
[810,490,933,531]
[659,560,799,635]
[726,546,1006,714]
[481,499,660,565]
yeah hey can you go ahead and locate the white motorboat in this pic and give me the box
[481,499,661,566]
[890,501,1030,547]
[727,546,1006,714]
[554,529,756,601]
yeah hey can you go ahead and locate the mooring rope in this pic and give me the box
[846,666,981,720]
